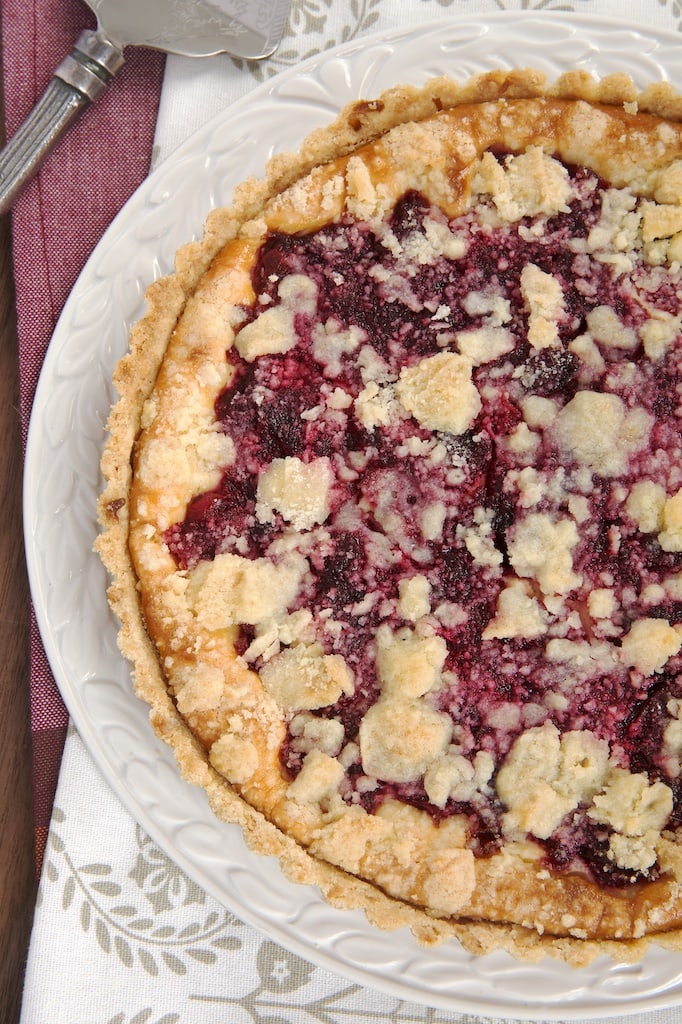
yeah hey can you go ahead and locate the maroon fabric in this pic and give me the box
[2,0,165,872]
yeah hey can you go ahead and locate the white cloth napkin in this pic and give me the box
[19,1,682,1021]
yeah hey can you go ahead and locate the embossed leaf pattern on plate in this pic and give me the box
[24,10,682,1019]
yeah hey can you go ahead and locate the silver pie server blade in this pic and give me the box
[0,0,291,214]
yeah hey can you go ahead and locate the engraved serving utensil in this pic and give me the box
[0,0,291,213]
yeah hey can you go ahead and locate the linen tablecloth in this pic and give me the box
[7,1,682,1021]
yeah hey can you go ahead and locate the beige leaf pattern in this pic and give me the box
[42,809,241,982]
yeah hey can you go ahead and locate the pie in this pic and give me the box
[97,68,682,965]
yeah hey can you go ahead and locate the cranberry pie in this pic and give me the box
[97,69,682,964]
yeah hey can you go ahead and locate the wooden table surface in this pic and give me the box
[0,136,39,1024]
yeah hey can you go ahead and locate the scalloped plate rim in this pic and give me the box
[23,10,682,1019]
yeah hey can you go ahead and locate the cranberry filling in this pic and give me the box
[165,168,682,887]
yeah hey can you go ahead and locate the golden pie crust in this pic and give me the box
[97,69,682,965]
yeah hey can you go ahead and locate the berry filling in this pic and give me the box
[165,164,682,888]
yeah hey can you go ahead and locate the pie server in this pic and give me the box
[0,0,291,214]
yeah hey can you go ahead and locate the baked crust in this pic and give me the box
[97,69,682,964]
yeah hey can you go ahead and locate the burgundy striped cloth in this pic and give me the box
[2,0,164,874]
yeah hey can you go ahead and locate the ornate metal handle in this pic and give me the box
[0,30,125,215]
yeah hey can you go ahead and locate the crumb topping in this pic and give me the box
[160,151,682,891]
